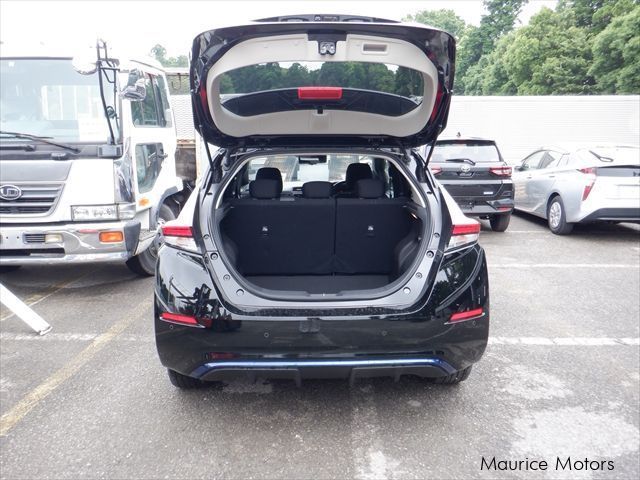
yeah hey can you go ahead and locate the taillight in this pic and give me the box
[430,83,443,122]
[161,225,199,252]
[298,87,343,100]
[160,312,204,328]
[446,222,481,251]
[578,167,597,201]
[489,166,512,177]
[430,165,442,175]
[448,307,484,323]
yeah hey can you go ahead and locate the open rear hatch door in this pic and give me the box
[190,15,455,149]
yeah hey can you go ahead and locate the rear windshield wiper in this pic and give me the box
[445,157,476,165]
[0,130,81,154]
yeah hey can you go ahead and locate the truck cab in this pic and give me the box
[0,42,186,275]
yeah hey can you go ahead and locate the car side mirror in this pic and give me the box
[121,78,147,101]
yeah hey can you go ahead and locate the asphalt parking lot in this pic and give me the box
[1,212,639,480]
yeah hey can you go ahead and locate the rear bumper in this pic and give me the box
[154,245,490,381]
[193,357,456,385]
[0,220,141,265]
[458,198,514,216]
[579,207,640,223]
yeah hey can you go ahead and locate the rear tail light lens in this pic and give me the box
[489,166,512,177]
[446,222,481,251]
[578,168,597,201]
[160,312,204,328]
[430,165,443,175]
[161,225,199,253]
[448,307,484,323]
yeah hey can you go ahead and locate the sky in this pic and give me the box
[0,0,557,58]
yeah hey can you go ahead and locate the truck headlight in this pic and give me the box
[71,205,118,221]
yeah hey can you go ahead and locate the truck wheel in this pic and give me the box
[432,366,472,385]
[126,204,176,277]
[167,369,204,389]
[489,213,511,232]
[547,197,574,235]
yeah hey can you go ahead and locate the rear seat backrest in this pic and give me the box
[255,167,283,194]
[221,179,334,275]
[335,179,412,274]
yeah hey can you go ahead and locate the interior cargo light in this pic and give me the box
[298,87,343,100]
[161,224,199,253]
[449,307,484,323]
[160,312,204,328]
[446,222,480,251]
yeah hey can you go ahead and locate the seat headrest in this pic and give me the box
[249,179,281,199]
[345,163,373,187]
[255,167,283,192]
[302,181,332,199]
[356,179,385,199]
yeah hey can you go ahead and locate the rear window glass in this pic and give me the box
[220,62,424,98]
[245,154,377,192]
[432,143,500,163]
[581,147,640,166]
[218,62,424,117]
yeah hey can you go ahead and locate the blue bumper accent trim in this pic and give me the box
[190,357,456,378]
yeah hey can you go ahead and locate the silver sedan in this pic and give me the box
[512,145,640,234]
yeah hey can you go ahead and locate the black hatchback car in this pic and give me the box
[426,138,514,231]
[154,15,489,389]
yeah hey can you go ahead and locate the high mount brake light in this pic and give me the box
[446,222,480,251]
[161,225,199,252]
[298,87,343,100]
[489,166,512,177]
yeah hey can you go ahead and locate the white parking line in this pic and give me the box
[1,332,638,346]
[491,263,639,268]
[0,301,151,437]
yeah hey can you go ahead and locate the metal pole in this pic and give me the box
[0,283,52,335]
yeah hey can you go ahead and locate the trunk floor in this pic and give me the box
[245,275,390,293]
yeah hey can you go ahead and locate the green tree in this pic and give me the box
[403,9,467,39]
[557,0,637,35]
[456,0,527,92]
[502,8,595,94]
[150,44,188,68]
[589,5,640,93]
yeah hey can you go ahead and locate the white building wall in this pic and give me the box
[442,96,640,164]
[171,94,640,165]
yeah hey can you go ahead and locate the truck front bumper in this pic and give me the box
[0,221,142,265]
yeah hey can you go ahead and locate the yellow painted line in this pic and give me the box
[0,268,100,322]
[0,299,151,437]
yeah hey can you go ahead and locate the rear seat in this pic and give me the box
[335,179,411,274]
[222,175,335,275]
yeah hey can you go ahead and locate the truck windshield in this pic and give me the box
[0,58,116,143]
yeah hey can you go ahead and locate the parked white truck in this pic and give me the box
[0,42,194,275]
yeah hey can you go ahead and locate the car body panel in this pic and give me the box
[425,138,514,217]
[155,243,489,378]
[513,146,640,223]
[189,16,455,148]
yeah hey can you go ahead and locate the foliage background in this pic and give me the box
[152,0,640,96]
